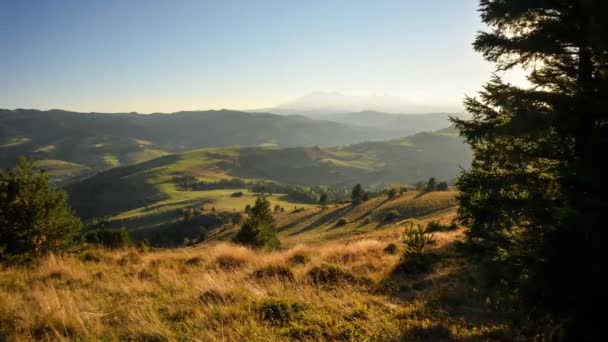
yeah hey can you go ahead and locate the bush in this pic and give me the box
[384,210,400,222]
[383,243,398,255]
[436,182,449,191]
[258,299,305,325]
[387,188,398,199]
[288,253,310,265]
[307,264,369,287]
[335,218,348,227]
[231,191,244,197]
[251,265,295,282]
[402,223,435,256]
[426,220,458,232]
[362,217,372,225]
[0,158,82,260]
[83,228,131,249]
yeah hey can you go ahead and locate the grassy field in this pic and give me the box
[35,160,90,178]
[0,200,514,341]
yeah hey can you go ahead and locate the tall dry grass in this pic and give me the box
[0,229,508,341]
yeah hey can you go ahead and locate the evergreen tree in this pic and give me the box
[351,184,364,204]
[452,1,608,337]
[233,197,279,250]
[425,177,437,192]
[0,158,82,260]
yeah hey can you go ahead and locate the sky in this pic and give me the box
[0,0,524,113]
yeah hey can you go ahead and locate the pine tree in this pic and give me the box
[452,0,608,336]
[351,184,364,204]
[0,158,82,260]
[233,197,279,250]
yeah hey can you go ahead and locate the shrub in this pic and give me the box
[231,191,244,197]
[425,177,437,192]
[402,223,435,256]
[384,210,400,222]
[426,220,458,232]
[335,218,348,227]
[362,217,372,224]
[258,299,305,325]
[387,188,398,199]
[307,264,368,287]
[0,158,81,260]
[383,243,398,255]
[83,227,131,249]
[251,265,295,282]
[216,254,247,270]
[436,181,449,191]
[288,253,310,265]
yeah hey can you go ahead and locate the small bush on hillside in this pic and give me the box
[426,220,458,232]
[231,191,244,197]
[387,188,398,199]
[402,223,435,256]
[384,210,400,222]
[335,218,348,227]
[251,265,295,282]
[258,299,305,325]
[425,177,437,192]
[83,228,131,249]
[307,264,369,287]
[0,158,81,261]
[436,181,449,191]
[363,217,372,224]
[216,254,247,270]
[288,253,310,265]
[383,243,398,255]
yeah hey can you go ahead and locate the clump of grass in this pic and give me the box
[199,289,240,305]
[251,265,295,282]
[288,253,310,266]
[307,264,370,287]
[215,255,246,270]
[184,256,203,266]
[384,210,400,222]
[383,243,398,255]
[335,218,348,227]
[117,251,142,266]
[426,220,458,232]
[258,299,305,326]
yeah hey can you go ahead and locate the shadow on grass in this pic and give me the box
[286,205,355,236]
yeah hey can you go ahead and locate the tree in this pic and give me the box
[425,177,436,192]
[452,1,608,337]
[233,197,279,250]
[0,158,82,260]
[351,184,364,204]
[436,181,448,191]
[318,193,328,205]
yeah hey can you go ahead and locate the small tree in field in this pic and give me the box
[233,197,279,250]
[319,193,328,205]
[425,177,437,192]
[0,158,82,260]
[436,181,449,191]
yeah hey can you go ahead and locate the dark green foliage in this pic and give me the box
[307,264,365,287]
[384,210,400,222]
[258,299,305,325]
[233,197,279,250]
[402,222,435,256]
[318,193,328,205]
[335,218,348,227]
[83,227,131,249]
[251,265,295,282]
[425,177,437,192]
[0,158,81,260]
[436,181,448,191]
[452,1,608,337]
[425,220,457,233]
[386,188,398,199]
[231,191,244,197]
[383,243,398,255]
[351,183,364,204]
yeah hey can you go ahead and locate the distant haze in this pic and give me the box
[255,92,463,115]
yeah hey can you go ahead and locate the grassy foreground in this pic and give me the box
[0,223,514,341]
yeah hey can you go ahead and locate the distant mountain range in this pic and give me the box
[254,91,463,115]
[0,108,467,183]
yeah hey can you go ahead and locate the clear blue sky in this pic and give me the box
[0,0,517,113]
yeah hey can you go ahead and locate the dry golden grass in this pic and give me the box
[0,223,512,341]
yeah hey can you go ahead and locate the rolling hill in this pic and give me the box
[65,129,471,241]
[0,108,405,181]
